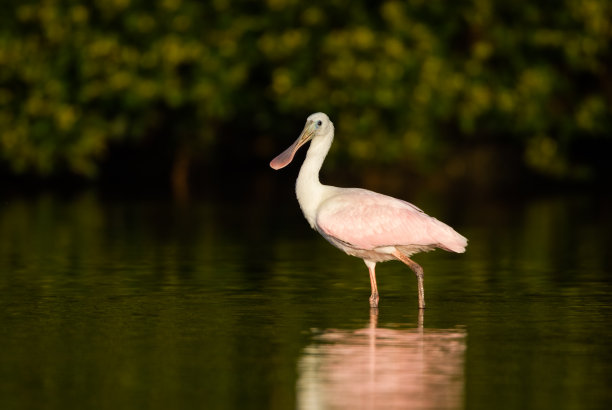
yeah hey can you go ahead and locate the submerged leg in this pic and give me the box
[364,260,379,308]
[392,250,426,309]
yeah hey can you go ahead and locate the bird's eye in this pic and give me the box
[316,120,322,127]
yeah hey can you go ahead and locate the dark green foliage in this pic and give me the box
[1,0,610,181]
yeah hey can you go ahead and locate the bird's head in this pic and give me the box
[270,112,333,170]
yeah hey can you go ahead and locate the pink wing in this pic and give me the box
[316,189,467,253]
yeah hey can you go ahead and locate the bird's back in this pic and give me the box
[315,188,467,255]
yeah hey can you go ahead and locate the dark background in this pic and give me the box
[1,0,611,198]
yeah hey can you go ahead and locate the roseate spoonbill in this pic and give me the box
[270,112,467,309]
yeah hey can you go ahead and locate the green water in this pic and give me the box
[1,192,611,409]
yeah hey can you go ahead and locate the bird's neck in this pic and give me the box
[296,130,334,228]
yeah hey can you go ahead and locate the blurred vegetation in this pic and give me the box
[0,0,611,188]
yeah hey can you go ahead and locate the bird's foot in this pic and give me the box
[369,292,379,308]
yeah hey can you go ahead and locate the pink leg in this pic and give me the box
[393,250,426,309]
[364,260,379,308]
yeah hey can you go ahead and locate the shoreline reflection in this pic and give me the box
[297,310,466,410]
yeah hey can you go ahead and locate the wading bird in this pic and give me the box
[270,113,467,309]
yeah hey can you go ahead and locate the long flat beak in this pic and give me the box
[270,121,315,170]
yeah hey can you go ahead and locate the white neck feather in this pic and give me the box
[295,127,334,228]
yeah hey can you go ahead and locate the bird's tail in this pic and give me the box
[431,219,468,253]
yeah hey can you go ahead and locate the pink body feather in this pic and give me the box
[316,188,467,258]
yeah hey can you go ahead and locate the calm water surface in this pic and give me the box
[0,191,611,410]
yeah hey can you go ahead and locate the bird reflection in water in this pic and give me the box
[297,310,466,410]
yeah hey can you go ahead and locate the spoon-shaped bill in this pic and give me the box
[270,137,302,170]
[270,120,315,170]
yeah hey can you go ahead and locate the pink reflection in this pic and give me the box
[297,310,466,410]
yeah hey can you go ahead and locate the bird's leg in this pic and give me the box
[364,260,379,308]
[393,251,426,309]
